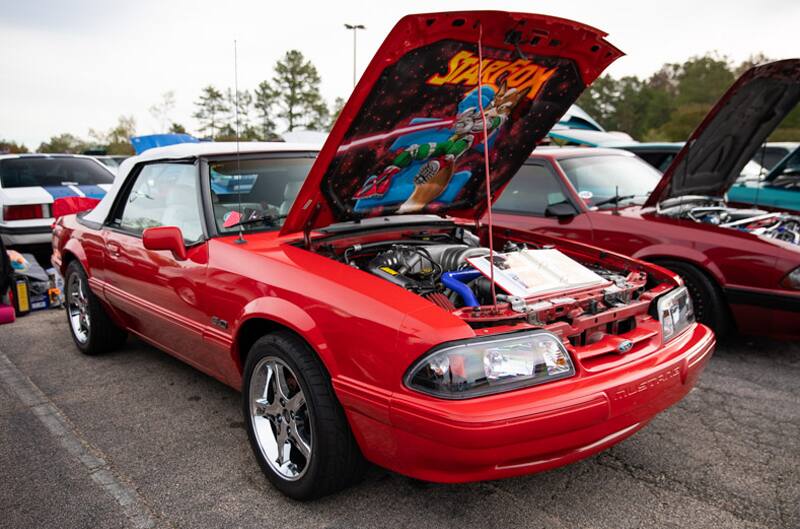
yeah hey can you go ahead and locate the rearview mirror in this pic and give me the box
[142,226,188,261]
[545,202,578,220]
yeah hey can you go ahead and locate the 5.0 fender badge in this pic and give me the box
[211,316,228,330]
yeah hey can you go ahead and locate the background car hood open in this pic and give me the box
[280,11,622,235]
[644,59,800,207]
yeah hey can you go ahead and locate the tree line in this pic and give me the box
[576,52,800,141]
[3,50,798,156]
[192,50,345,141]
[2,50,343,155]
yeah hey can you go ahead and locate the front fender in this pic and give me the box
[234,296,336,374]
[631,244,726,286]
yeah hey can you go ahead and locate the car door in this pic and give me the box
[491,161,594,241]
[102,161,214,371]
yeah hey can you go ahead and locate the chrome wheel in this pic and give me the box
[249,357,312,481]
[67,273,90,344]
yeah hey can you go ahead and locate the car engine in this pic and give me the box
[658,196,800,245]
[327,226,651,336]
[340,229,493,304]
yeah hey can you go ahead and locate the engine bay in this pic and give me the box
[658,196,800,245]
[312,222,664,348]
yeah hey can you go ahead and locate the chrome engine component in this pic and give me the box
[658,196,800,245]
[724,214,800,245]
[688,207,729,225]
[364,243,490,293]
[369,244,489,275]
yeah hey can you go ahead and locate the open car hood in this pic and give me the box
[281,11,622,235]
[645,59,800,207]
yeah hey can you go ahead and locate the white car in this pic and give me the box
[0,154,115,251]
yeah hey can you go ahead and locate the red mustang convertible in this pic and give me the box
[52,11,714,499]
[492,59,800,339]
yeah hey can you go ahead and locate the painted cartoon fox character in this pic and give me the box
[353,81,531,212]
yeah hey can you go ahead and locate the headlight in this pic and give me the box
[781,267,800,290]
[405,331,575,399]
[657,286,695,342]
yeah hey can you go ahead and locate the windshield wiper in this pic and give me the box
[592,194,637,208]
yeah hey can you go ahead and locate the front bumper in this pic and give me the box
[337,323,715,483]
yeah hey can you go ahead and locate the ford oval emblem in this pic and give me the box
[617,340,634,353]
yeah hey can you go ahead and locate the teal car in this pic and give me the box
[730,146,800,211]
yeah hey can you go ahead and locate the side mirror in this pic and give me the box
[545,202,578,220]
[142,226,188,261]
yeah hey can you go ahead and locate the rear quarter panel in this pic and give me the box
[53,215,109,297]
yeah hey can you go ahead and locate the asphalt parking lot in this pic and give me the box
[1,310,798,529]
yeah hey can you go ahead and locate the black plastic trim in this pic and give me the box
[0,225,51,235]
[75,211,102,230]
[725,287,800,312]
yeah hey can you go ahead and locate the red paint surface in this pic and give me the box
[51,204,716,481]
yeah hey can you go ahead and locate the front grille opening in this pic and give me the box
[616,317,636,334]
[568,317,638,347]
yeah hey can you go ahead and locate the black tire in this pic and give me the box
[64,260,127,355]
[656,259,731,337]
[242,331,367,500]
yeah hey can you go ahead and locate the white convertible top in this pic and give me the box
[83,141,320,224]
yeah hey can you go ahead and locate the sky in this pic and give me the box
[1,0,798,149]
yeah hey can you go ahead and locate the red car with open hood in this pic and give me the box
[52,11,713,499]
[492,59,800,339]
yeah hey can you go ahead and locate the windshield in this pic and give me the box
[0,157,114,188]
[737,160,766,182]
[559,154,661,209]
[209,156,315,234]
[769,148,800,179]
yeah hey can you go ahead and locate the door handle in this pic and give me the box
[107,241,121,257]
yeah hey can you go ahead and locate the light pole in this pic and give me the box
[344,23,365,87]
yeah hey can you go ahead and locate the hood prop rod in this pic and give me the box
[477,23,499,312]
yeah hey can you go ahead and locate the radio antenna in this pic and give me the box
[233,39,246,244]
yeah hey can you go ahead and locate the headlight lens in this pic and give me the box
[405,331,575,399]
[657,286,695,342]
[781,267,800,290]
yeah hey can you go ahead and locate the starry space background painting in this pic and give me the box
[322,39,586,219]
